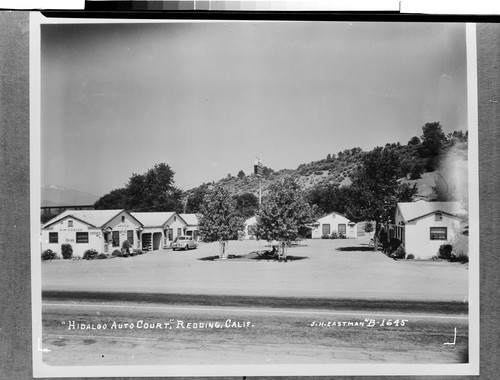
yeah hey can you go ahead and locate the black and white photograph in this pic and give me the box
[31,15,479,377]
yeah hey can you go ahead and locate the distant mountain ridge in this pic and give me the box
[41,185,99,207]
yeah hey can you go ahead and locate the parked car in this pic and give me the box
[171,236,198,251]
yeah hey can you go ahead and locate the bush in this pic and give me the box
[83,249,99,260]
[321,234,330,239]
[451,229,469,263]
[97,253,108,260]
[122,240,131,250]
[391,245,406,259]
[61,244,73,260]
[330,231,339,239]
[406,254,415,260]
[111,249,123,257]
[41,249,57,261]
[135,250,144,255]
[438,244,453,260]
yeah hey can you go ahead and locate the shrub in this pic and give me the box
[330,231,339,239]
[406,254,415,260]
[61,244,73,260]
[321,234,330,239]
[83,249,99,260]
[135,250,144,255]
[41,249,56,261]
[97,253,107,260]
[438,244,453,260]
[122,240,131,250]
[391,245,406,259]
[111,249,123,257]
[451,229,469,263]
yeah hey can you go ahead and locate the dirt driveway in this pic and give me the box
[41,236,469,302]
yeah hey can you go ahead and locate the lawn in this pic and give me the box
[41,236,469,302]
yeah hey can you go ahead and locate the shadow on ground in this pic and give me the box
[336,246,376,252]
[198,252,308,262]
[198,255,244,261]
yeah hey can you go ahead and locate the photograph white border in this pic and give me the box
[30,13,480,377]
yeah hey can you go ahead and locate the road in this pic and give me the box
[41,292,469,366]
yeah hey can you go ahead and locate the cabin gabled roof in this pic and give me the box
[397,200,466,223]
[131,212,185,228]
[42,209,129,229]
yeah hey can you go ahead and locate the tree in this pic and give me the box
[364,221,374,237]
[255,178,316,260]
[344,147,417,250]
[233,192,259,219]
[408,136,421,146]
[125,163,183,212]
[237,170,245,179]
[419,122,447,170]
[326,153,332,161]
[198,184,243,259]
[305,183,350,217]
[94,188,127,210]
[185,184,209,214]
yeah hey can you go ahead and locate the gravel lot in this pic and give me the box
[41,236,469,302]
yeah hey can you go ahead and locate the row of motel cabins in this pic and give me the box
[41,210,200,257]
[41,200,467,260]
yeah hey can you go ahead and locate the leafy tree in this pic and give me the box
[233,192,259,219]
[262,166,274,178]
[256,178,316,260]
[198,184,243,259]
[94,188,127,210]
[350,147,362,155]
[185,184,209,214]
[408,136,421,145]
[237,170,245,179]
[326,153,332,161]
[306,183,350,216]
[419,122,446,170]
[344,147,417,250]
[41,209,61,224]
[126,163,183,212]
[364,221,374,237]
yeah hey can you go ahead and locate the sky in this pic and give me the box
[41,21,468,198]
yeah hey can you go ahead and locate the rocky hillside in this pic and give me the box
[185,137,468,203]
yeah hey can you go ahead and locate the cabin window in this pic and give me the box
[177,228,182,237]
[338,224,347,235]
[49,232,58,243]
[430,227,447,240]
[174,216,177,221]
[127,230,134,244]
[435,212,443,221]
[76,232,89,243]
[68,220,73,227]
[322,224,331,236]
[112,231,120,247]
[121,215,125,223]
